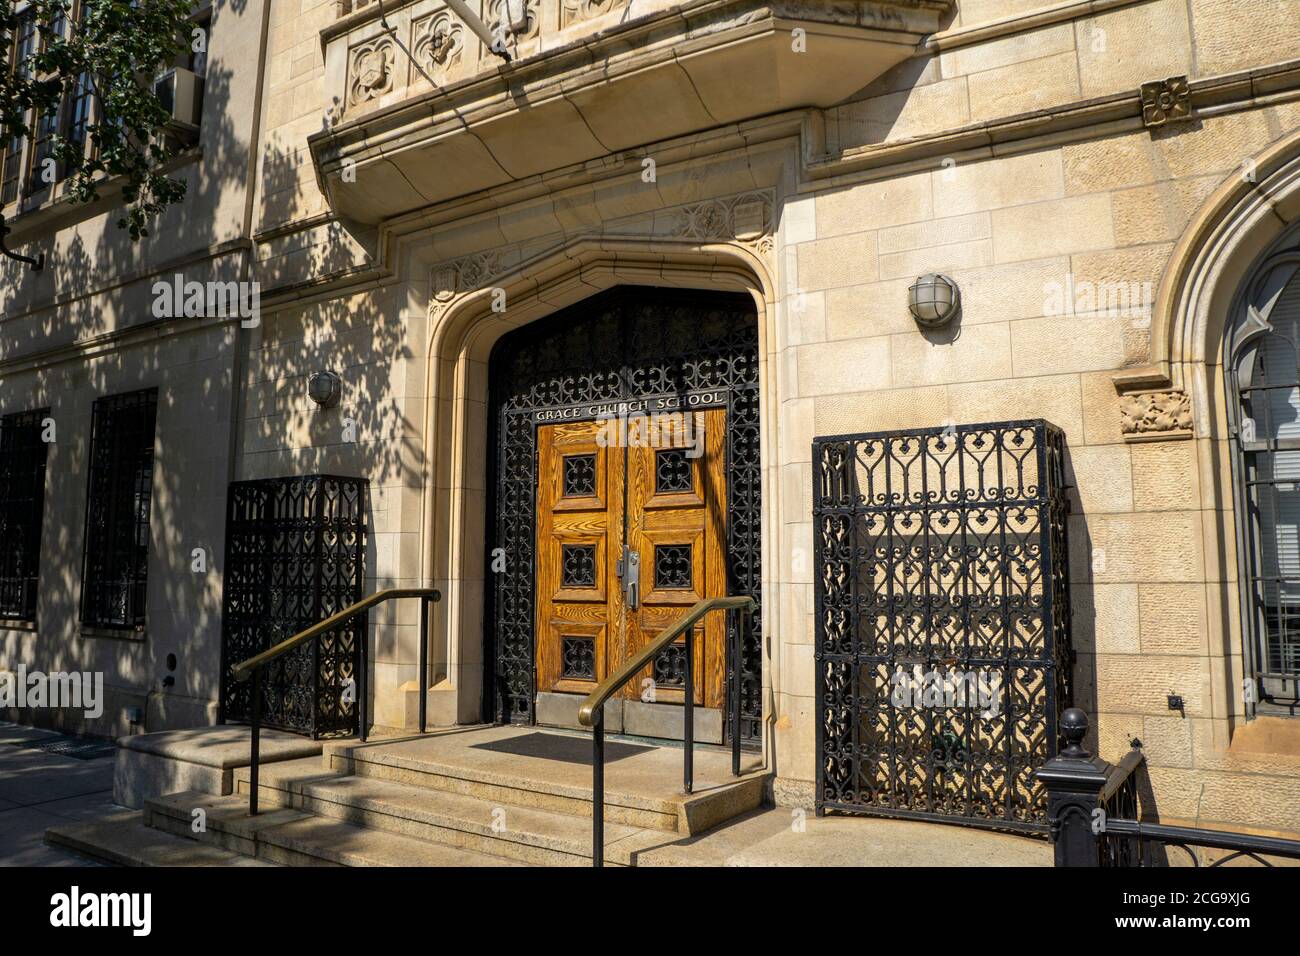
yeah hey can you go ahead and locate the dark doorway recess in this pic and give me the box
[485,286,762,745]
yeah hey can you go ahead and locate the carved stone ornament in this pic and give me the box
[561,0,623,28]
[1119,389,1193,441]
[428,189,776,319]
[1140,75,1193,129]
[413,12,463,78]
[349,38,396,106]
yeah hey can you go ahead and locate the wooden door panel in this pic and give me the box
[626,409,728,709]
[535,422,624,695]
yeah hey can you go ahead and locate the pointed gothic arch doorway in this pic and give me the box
[484,286,762,745]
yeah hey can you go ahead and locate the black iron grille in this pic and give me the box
[80,389,157,629]
[219,475,368,737]
[0,408,50,621]
[813,420,1073,833]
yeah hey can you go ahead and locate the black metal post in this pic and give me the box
[1034,708,1111,867]
[358,610,368,743]
[684,632,693,795]
[249,668,261,816]
[732,609,745,777]
[592,711,604,868]
[418,596,428,734]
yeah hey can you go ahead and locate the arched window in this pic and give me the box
[1226,235,1300,715]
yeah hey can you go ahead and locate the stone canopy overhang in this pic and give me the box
[309,0,951,224]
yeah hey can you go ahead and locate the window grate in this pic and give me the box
[80,389,158,630]
[0,409,50,621]
[1228,257,1300,706]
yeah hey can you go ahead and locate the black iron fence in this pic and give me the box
[1037,708,1300,866]
[813,420,1073,832]
[219,474,368,738]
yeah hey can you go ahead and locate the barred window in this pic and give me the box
[0,409,51,621]
[80,389,158,630]
[1228,251,1300,712]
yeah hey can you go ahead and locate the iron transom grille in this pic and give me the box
[0,408,50,621]
[80,389,158,630]
[219,475,368,738]
[487,286,761,742]
[813,420,1073,833]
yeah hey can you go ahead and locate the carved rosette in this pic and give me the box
[1119,390,1193,441]
[561,0,623,28]
[413,12,463,80]
[1140,75,1193,128]
[348,37,396,107]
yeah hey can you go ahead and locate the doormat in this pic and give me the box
[471,732,652,765]
[17,736,117,761]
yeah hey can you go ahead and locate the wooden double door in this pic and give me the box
[535,408,728,709]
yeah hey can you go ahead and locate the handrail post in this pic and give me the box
[1034,708,1111,867]
[249,667,261,816]
[592,710,604,868]
[358,611,368,743]
[684,631,693,795]
[732,607,745,777]
[418,596,429,734]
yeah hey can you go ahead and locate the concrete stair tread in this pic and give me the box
[46,812,278,867]
[147,791,521,867]
[227,758,645,858]
[301,770,645,851]
[321,726,769,834]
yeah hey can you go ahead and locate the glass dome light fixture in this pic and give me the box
[308,370,342,409]
[907,273,960,328]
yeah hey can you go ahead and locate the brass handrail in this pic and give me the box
[231,587,440,681]
[577,594,756,867]
[578,595,755,727]
[231,586,441,816]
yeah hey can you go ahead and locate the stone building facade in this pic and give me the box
[4,0,1300,839]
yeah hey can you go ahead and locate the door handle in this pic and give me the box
[624,548,640,610]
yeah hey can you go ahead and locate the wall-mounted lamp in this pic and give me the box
[907,273,960,328]
[308,370,342,409]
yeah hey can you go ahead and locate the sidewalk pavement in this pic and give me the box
[0,722,120,866]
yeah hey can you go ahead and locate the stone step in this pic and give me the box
[45,811,278,867]
[145,791,522,867]
[226,757,651,865]
[318,726,768,835]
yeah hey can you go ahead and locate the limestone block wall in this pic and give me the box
[237,280,431,732]
[0,323,237,739]
[774,63,1300,832]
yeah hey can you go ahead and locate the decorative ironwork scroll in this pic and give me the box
[487,286,761,742]
[219,475,368,738]
[814,420,1073,833]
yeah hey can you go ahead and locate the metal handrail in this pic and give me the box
[577,594,756,867]
[231,586,441,815]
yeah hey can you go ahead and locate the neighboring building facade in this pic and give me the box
[4,0,1300,840]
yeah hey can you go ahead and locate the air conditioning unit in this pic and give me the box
[154,67,203,136]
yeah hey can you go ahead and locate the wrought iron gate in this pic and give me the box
[487,286,762,743]
[219,475,368,738]
[813,420,1072,832]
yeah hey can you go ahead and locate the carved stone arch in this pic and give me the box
[415,235,778,728]
[1130,128,1300,440]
